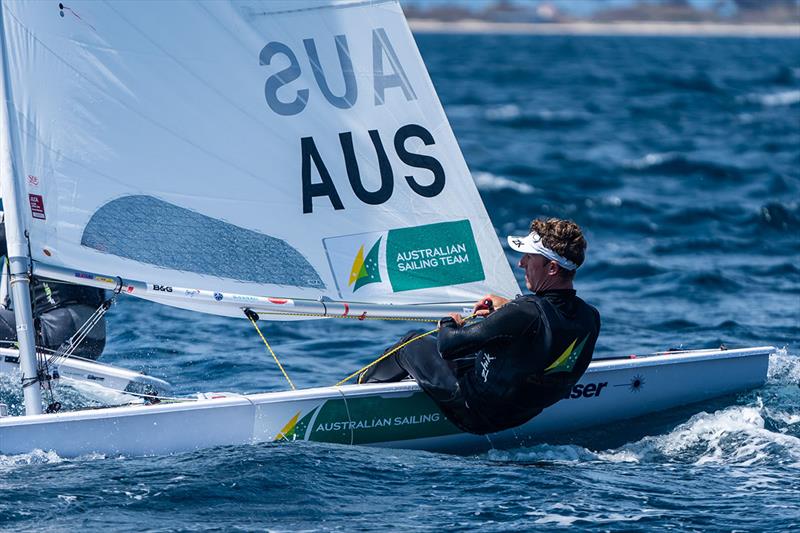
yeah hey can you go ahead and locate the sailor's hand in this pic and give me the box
[444,312,465,327]
[472,294,510,317]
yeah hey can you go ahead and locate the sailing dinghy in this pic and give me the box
[0,0,772,457]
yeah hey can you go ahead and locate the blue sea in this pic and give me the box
[2,34,799,531]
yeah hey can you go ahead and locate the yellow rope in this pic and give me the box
[243,305,481,390]
[337,328,439,387]
[247,313,296,391]
[336,313,480,387]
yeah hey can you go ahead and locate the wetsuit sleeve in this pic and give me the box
[437,300,538,359]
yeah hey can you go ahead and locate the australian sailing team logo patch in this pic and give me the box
[349,238,382,292]
[324,220,485,298]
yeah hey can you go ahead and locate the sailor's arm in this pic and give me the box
[437,299,532,359]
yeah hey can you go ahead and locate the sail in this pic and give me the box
[0,0,519,317]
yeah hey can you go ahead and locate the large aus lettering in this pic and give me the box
[301,124,445,214]
[260,28,416,116]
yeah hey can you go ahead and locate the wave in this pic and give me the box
[484,104,590,129]
[581,259,668,279]
[472,171,535,194]
[644,71,722,94]
[490,403,800,468]
[768,348,800,385]
[740,90,800,107]
[614,403,800,467]
[490,352,800,468]
[678,271,743,292]
[0,449,64,470]
[744,262,800,277]
[650,318,700,330]
[757,202,800,232]
[651,236,745,255]
[623,152,745,180]
[624,151,680,170]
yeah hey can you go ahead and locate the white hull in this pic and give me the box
[0,347,771,457]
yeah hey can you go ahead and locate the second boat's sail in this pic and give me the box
[1,0,519,316]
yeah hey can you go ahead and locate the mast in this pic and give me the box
[0,3,42,415]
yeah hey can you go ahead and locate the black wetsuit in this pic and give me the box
[361,290,601,435]
[0,225,107,359]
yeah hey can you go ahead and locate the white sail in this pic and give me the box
[0,0,518,317]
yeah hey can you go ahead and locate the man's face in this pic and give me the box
[519,253,551,291]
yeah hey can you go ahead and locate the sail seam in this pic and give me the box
[247,0,397,17]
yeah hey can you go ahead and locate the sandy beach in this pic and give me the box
[409,19,800,38]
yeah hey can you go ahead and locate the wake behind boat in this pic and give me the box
[0,0,773,457]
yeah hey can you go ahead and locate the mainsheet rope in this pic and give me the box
[340,327,439,386]
[338,312,481,386]
[244,307,481,390]
[245,309,296,391]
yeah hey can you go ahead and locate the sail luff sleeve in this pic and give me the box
[0,0,43,415]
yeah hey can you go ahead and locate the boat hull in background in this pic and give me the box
[0,347,172,398]
[0,347,772,457]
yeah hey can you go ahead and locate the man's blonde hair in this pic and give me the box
[530,218,587,271]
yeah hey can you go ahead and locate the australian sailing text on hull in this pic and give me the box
[259,28,445,213]
[314,413,442,433]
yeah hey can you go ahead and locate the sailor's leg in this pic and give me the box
[359,330,425,383]
[38,305,106,360]
[0,308,17,342]
[393,336,461,403]
[362,333,484,433]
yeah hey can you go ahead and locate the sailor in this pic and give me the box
[0,219,107,360]
[360,218,601,435]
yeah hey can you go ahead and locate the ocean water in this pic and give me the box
[2,34,799,531]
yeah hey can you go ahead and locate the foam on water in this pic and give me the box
[472,171,535,194]
[624,151,680,170]
[0,449,63,470]
[484,104,591,127]
[529,509,658,527]
[740,89,800,107]
[767,348,800,384]
[490,403,800,468]
[490,352,800,468]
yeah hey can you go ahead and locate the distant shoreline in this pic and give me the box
[409,19,800,38]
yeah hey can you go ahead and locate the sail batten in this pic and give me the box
[3,0,519,319]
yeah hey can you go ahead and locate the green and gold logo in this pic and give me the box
[349,238,382,292]
[544,335,589,374]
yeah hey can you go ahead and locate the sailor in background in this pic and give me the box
[360,218,601,435]
[0,215,107,360]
